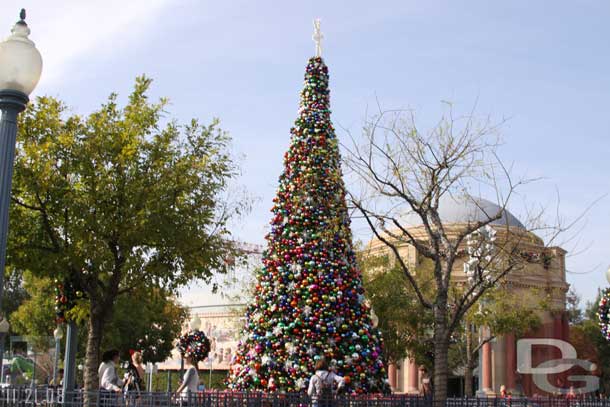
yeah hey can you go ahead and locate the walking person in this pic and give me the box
[307,358,344,407]
[421,377,432,399]
[500,385,512,407]
[566,386,580,407]
[124,350,145,405]
[175,355,200,406]
[99,350,124,406]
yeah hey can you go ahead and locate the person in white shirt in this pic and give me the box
[176,355,200,402]
[98,349,123,393]
[307,358,345,407]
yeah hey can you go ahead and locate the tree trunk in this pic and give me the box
[433,301,450,407]
[464,327,476,397]
[84,301,108,392]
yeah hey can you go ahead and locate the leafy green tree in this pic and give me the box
[360,252,434,368]
[8,77,245,390]
[9,271,56,351]
[0,267,29,352]
[11,273,188,364]
[570,293,610,394]
[2,268,28,322]
[102,287,188,363]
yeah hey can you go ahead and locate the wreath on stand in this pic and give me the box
[597,288,610,340]
[177,330,211,362]
[54,277,85,324]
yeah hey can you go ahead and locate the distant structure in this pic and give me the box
[158,241,262,373]
[231,241,264,255]
[366,196,569,396]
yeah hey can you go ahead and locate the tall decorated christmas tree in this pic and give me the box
[228,26,388,394]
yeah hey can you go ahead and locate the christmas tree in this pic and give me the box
[227,56,389,394]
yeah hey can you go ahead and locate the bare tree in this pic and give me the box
[343,104,571,403]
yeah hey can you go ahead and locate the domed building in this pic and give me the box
[365,195,570,396]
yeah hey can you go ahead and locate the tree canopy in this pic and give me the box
[8,76,246,390]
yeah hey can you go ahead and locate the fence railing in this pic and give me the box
[0,386,607,407]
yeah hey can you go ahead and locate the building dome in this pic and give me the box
[400,195,525,229]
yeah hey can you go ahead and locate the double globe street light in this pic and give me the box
[0,8,42,384]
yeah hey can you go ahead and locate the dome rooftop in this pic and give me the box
[400,195,525,229]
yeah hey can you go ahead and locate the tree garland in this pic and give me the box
[177,330,211,362]
[598,288,610,340]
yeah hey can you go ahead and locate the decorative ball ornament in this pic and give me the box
[177,330,211,362]
[598,288,610,340]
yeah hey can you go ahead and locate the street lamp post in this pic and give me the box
[53,325,63,386]
[181,315,202,377]
[27,346,37,389]
[0,7,42,370]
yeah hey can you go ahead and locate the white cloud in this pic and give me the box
[1,0,172,92]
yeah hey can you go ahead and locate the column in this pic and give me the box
[62,321,78,403]
[388,363,397,392]
[407,358,419,394]
[553,315,566,390]
[505,333,516,393]
[482,340,492,393]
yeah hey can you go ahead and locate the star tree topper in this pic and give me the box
[312,18,323,57]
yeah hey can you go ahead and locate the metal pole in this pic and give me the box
[0,333,4,383]
[0,90,28,373]
[62,321,78,402]
[53,337,60,385]
[166,370,171,393]
[30,349,36,388]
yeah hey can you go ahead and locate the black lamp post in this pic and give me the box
[0,7,42,380]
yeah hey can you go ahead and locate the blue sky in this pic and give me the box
[2,0,609,306]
